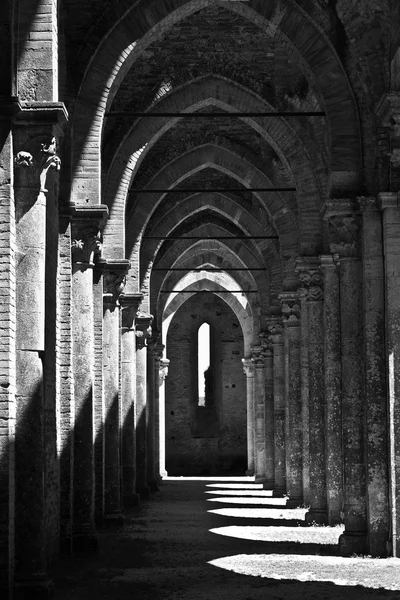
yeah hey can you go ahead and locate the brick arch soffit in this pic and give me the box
[122,146,299,291]
[102,78,326,251]
[140,197,280,288]
[161,281,256,357]
[71,0,361,205]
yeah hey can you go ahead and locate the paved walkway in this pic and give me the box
[55,478,400,599]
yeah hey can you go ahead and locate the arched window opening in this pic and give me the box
[198,323,212,406]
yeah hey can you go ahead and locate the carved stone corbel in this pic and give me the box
[279,291,300,326]
[159,358,170,386]
[39,137,61,192]
[71,229,102,265]
[321,199,361,259]
[242,358,254,378]
[135,314,153,350]
[295,257,324,302]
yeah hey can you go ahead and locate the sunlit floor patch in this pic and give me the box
[207,496,288,506]
[164,476,255,482]
[206,490,277,497]
[209,525,344,544]
[208,507,307,519]
[208,554,400,590]
[206,483,264,489]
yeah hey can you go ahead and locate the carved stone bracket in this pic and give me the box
[14,136,62,193]
[159,358,170,384]
[251,345,265,367]
[14,151,33,168]
[295,257,323,302]
[71,229,102,265]
[135,314,153,350]
[71,204,108,266]
[120,293,144,329]
[376,93,400,135]
[97,259,130,305]
[357,196,379,214]
[242,358,254,378]
[320,254,339,272]
[321,199,361,259]
[279,291,300,325]
[259,331,273,356]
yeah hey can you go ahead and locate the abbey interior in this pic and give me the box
[1,0,400,598]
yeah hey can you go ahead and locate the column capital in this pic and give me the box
[14,135,62,194]
[13,100,69,125]
[319,254,339,270]
[242,358,254,378]
[98,259,130,305]
[321,199,361,259]
[251,345,265,367]
[279,291,300,325]
[265,315,283,340]
[357,196,379,213]
[259,331,273,355]
[120,292,144,310]
[71,204,109,265]
[375,93,400,131]
[159,358,170,384]
[295,257,324,302]
[378,191,400,210]
[135,313,153,349]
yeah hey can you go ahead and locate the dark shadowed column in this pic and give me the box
[135,313,153,500]
[324,199,367,556]
[378,192,400,556]
[320,254,343,526]
[242,359,255,476]
[101,260,129,525]
[280,292,303,508]
[71,204,108,553]
[120,293,143,508]
[147,333,161,492]
[260,331,274,490]
[297,259,327,524]
[268,319,286,496]
[299,290,310,506]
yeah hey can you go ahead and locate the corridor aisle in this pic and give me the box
[54,479,400,599]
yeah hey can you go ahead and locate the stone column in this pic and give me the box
[320,254,343,526]
[135,313,153,500]
[280,293,303,507]
[13,122,64,597]
[268,320,286,496]
[299,291,310,506]
[251,346,267,482]
[120,293,143,508]
[147,334,160,492]
[242,359,255,476]
[70,204,108,553]
[101,260,129,525]
[297,259,327,524]
[260,331,274,490]
[152,343,164,485]
[359,196,389,556]
[159,358,170,479]
[378,192,400,556]
[323,199,367,555]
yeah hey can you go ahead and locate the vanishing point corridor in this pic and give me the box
[54,479,400,599]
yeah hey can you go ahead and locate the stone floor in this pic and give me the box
[54,478,400,599]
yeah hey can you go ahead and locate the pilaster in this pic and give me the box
[147,333,161,492]
[260,330,274,490]
[322,199,367,555]
[159,358,170,479]
[378,191,400,556]
[280,292,303,508]
[251,345,267,483]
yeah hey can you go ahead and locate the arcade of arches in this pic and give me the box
[2,0,400,597]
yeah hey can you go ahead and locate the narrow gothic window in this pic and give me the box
[198,323,211,406]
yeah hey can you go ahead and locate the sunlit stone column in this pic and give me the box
[135,313,153,500]
[320,254,343,525]
[297,259,327,524]
[323,199,367,555]
[14,127,64,596]
[242,359,255,476]
[378,192,400,556]
[260,331,274,490]
[159,358,170,479]
[268,319,286,496]
[70,204,108,553]
[120,293,143,508]
[147,334,160,492]
[280,293,303,507]
[101,261,129,525]
[251,346,266,482]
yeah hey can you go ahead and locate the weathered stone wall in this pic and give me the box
[165,293,246,475]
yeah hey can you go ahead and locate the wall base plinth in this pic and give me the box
[263,479,275,491]
[286,496,303,509]
[339,531,368,556]
[72,525,98,554]
[148,479,159,492]
[104,512,124,527]
[123,492,140,508]
[273,486,286,497]
[305,509,328,525]
[138,485,151,500]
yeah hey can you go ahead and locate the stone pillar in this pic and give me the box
[152,343,164,485]
[378,192,400,556]
[147,334,160,492]
[268,320,286,496]
[242,359,255,476]
[159,358,170,479]
[297,259,327,524]
[135,313,153,500]
[320,254,343,526]
[70,204,108,553]
[120,293,143,508]
[101,261,129,525]
[13,118,64,597]
[251,346,267,482]
[299,291,310,506]
[323,199,367,555]
[280,293,303,507]
[359,196,389,556]
[260,331,274,490]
